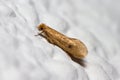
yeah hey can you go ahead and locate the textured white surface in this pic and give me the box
[0,0,120,80]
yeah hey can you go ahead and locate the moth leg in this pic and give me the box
[35,32,55,45]
[35,32,47,38]
[46,36,55,45]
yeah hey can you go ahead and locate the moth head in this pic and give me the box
[37,23,46,31]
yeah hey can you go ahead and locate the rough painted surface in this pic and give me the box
[0,0,120,80]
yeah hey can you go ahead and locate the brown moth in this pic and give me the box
[36,23,88,67]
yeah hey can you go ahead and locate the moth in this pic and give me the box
[36,23,88,67]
